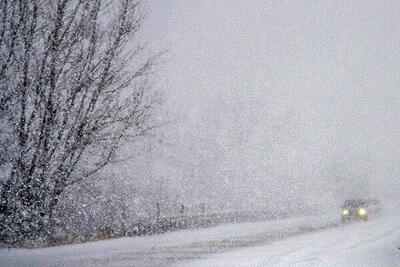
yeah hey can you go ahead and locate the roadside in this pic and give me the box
[0,214,338,267]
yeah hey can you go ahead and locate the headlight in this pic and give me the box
[342,209,349,215]
[358,208,367,216]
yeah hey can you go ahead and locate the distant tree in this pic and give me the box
[0,0,159,245]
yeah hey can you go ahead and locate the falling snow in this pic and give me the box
[1,0,399,266]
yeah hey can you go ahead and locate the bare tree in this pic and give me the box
[0,0,159,245]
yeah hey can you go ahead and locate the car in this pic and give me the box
[340,199,380,222]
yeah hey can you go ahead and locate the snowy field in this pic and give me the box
[0,213,399,267]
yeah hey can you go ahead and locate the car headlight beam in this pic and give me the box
[342,209,349,215]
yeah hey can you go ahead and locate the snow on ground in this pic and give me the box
[1,212,398,267]
[178,215,400,267]
[0,214,338,267]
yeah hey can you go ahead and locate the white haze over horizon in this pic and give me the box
[137,0,400,213]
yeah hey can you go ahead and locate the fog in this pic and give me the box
[141,0,400,213]
[1,0,400,256]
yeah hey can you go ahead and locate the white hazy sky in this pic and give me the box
[142,1,400,207]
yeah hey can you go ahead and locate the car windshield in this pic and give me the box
[343,199,366,208]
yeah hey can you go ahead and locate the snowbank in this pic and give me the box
[0,214,337,266]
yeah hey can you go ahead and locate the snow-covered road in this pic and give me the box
[180,215,400,267]
[1,213,398,266]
